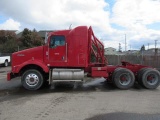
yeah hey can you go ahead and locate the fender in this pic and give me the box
[13,59,49,73]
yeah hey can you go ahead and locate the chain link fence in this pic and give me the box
[106,55,160,70]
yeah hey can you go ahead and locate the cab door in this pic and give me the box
[48,35,67,66]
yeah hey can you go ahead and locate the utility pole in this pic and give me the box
[125,34,127,52]
[155,40,158,49]
[155,40,158,55]
[119,43,122,52]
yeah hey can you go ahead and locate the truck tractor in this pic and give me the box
[7,26,160,90]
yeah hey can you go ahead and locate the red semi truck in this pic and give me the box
[7,26,160,90]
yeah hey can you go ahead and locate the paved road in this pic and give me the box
[0,66,21,92]
[0,67,160,120]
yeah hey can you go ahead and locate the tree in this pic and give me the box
[140,45,145,51]
[19,28,43,49]
[0,30,18,53]
[31,29,43,46]
[20,28,32,48]
[1,38,18,53]
[0,28,44,53]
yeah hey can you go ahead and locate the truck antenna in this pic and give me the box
[69,24,72,29]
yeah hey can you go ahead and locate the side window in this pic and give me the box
[50,35,65,48]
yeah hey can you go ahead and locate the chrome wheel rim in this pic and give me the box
[25,73,39,87]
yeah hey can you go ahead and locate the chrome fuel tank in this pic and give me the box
[52,69,84,80]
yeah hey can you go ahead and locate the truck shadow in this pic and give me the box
[85,112,160,120]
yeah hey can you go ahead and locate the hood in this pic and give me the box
[12,46,44,66]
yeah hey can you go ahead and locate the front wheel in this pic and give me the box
[21,69,44,90]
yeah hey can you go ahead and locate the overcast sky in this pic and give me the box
[0,0,160,51]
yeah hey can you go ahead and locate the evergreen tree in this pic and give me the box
[20,28,32,48]
[140,45,145,51]
[31,29,43,46]
[20,28,43,49]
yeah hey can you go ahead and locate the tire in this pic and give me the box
[137,68,151,86]
[113,67,123,73]
[141,69,160,89]
[21,69,44,90]
[4,60,8,67]
[112,68,135,89]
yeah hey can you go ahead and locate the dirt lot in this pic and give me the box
[0,67,160,120]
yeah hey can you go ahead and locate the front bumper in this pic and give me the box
[7,72,15,81]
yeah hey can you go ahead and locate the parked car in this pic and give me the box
[0,56,10,67]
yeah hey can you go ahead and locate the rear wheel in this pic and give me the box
[137,68,151,86]
[141,69,160,89]
[21,69,44,90]
[112,68,135,89]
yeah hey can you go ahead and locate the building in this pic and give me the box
[143,48,160,55]
[123,50,139,55]
[104,47,117,55]
[38,30,55,39]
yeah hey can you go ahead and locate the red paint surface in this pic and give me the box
[7,26,151,80]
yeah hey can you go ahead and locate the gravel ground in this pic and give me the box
[0,67,160,120]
